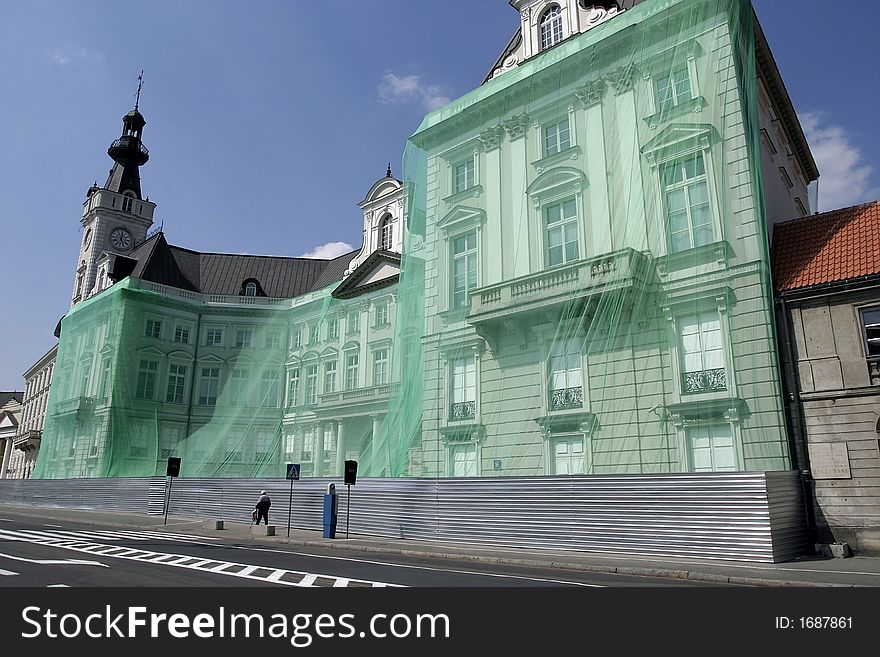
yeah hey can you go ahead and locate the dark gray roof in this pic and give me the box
[124,233,359,300]
[0,392,23,408]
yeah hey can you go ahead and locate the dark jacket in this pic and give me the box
[256,494,271,511]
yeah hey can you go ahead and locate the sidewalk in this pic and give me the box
[3,503,879,587]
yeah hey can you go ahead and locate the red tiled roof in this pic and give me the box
[772,200,880,292]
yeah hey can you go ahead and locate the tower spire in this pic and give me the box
[134,70,144,111]
[386,162,392,178]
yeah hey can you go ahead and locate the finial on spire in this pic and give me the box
[134,70,144,110]
[386,162,392,178]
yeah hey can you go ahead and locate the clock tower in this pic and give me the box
[73,95,156,306]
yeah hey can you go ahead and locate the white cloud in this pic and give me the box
[301,241,354,259]
[47,45,102,66]
[377,72,450,111]
[800,111,877,211]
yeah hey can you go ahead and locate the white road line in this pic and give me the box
[47,584,69,588]
[0,550,108,568]
[266,570,287,582]
[43,524,63,529]
[299,574,317,587]
[332,578,350,587]
[0,568,19,576]
[0,519,13,523]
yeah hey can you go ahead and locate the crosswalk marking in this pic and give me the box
[5,528,220,544]
[0,528,400,588]
[0,567,19,576]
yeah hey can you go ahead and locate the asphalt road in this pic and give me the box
[0,510,723,587]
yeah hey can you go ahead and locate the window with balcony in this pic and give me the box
[545,198,579,267]
[861,307,880,385]
[450,358,476,421]
[548,339,583,411]
[539,5,563,51]
[260,371,279,408]
[680,311,726,393]
[198,367,220,406]
[655,66,692,112]
[166,364,187,404]
[544,118,571,157]
[323,361,337,394]
[145,319,162,339]
[235,329,253,348]
[451,231,477,309]
[662,153,713,253]
[135,360,158,400]
[345,354,359,390]
[453,158,475,193]
[287,369,300,407]
[373,349,388,386]
[305,365,318,405]
[688,424,736,471]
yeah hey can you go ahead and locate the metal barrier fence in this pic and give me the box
[0,470,808,562]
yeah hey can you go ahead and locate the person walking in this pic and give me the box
[254,490,271,525]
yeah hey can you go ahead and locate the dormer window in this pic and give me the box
[244,281,257,297]
[380,215,394,251]
[540,5,563,51]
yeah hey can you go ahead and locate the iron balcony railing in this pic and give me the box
[682,368,727,394]
[449,401,476,421]
[549,386,583,410]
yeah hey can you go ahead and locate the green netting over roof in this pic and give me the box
[33,0,792,480]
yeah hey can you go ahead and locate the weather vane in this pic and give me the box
[135,70,144,110]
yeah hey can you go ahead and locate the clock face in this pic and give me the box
[83,228,92,250]
[110,228,132,251]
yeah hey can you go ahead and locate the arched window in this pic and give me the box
[244,281,258,296]
[540,5,563,51]
[380,216,394,251]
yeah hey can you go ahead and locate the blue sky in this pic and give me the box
[1,0,878,389]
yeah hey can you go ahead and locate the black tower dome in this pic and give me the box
[104,105,149,200]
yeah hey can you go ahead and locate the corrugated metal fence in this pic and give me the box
[0,470,809,562]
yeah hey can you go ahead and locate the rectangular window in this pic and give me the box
[287,369,300,407]
[861,307,880,386]
[165,364,187,404]
[663,153,712,253]
[544,118,571,157]
[680,311,726,393]
[548,339,583,410]
[450,358,476,420]
[324,361,337,394]
[305,365,318,405]
[453,158,475,193]
[160,426,181,460]
[284,434,296,460]
[302,429,314,462]
[199,367,220,406]
[373,349,388,386]
[235,329,253,348]
[264,331,281,349]
[309,324,320,345]
[173,325,190,344]
[688,425,736,472]
[345,353,359,390]
[256,431,273,462]
[135,360,158,400]
[229,368,250,406]
[449,443,478,477]
[225,433,242,463]
[375,302,389,327]
[292,327,302,348]
[452,231,478,309]
[327,319,339,340]
[553,436,585,475]
[347,310,360,334]
[260,371,279,407]
[656,66,692,111]
[145,319,162,339]
[206,328,223,346]
[545,198,579,267]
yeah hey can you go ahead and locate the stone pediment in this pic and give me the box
[641,123,719,164]
[332,250,400,299]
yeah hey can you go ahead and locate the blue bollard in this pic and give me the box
[322,489,338,539]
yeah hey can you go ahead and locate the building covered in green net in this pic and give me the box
[33,0,818,481]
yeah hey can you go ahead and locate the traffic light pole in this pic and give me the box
[346,484,351,539]
[287,476,294,538]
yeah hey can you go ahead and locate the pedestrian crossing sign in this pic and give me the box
[286,463,300,481]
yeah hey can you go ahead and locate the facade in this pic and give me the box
[30,0,820,483]
[774,201,880,554]
[0,392,23,478]
[7,347,57,479]
[402,0,817,477]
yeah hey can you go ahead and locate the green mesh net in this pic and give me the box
[33,0,792,480]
